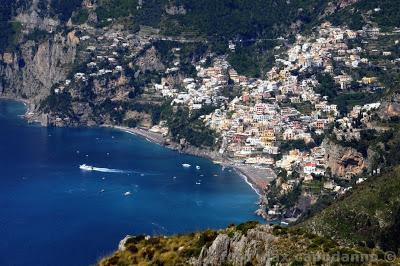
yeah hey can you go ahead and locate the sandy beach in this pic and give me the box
[109,125,167,145]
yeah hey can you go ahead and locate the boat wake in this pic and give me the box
[80,164,127,173]
[79,164,159,175]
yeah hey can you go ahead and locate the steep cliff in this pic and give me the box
[322,139,368,178]
[0,33,77,104]
[0,0,78,109]
[378,93,400,119]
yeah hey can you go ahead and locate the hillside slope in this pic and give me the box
[301,166,400,253]
[98,222,399,265]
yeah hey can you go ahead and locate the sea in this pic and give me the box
[0,99,262,266]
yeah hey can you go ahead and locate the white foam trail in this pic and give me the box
[124,130,136,135]
[80,164,159,175]
[90,166,127,173]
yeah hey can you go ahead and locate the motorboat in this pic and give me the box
[79,164,94,171]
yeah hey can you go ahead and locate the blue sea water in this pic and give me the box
[0,100,262,266]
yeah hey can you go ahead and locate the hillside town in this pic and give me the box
[42,19,399,221]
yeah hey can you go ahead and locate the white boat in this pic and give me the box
[100,189,105,193]
[79,164,94,171]
[182,163,191,168]
[124,191,132,196]
[196,165,201,170]
[196,182,201,185]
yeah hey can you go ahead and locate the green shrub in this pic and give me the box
[236,221,259,235]
[72,9,89,24]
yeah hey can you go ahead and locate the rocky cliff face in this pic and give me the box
[99,222,399,265]
[378,93,400,119]
[194,225,279,266]
[0,2,78,109]
[0,34,77,104]
[322,139,368,178]
[134,46,165,72]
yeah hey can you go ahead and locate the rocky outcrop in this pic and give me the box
[0,32,77,106]
[118,235,134,252]
[134,46,165,72]
[322,139,367,178]
[195,226,278,266]
[378,93,400,118]
[0,0,79,110]
[16,10,59,32]
[165,4,187,15]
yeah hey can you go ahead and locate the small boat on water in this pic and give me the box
[195,182,201,185]
[79,164,94,171]
[182,163,191,168]
[124,191,132,196]
[196,165,201,170]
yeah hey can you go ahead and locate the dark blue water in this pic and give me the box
[0,100,261,266]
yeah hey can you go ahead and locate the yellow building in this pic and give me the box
[261,129,276,144]
[361,76,378,85]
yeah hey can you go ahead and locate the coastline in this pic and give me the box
[0,97,274,218]
[0,96,30,106]
[103,125,276,197]
[0,96,36,118]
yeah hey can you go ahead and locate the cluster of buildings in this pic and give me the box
[147,22,390,220]
[205,23,388,180]
[47,19,393,220]
[141,23,388,198]
[154,57,231,110]
[53,26,149,98]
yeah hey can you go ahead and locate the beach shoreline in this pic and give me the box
[103,125,276,197]
[106,125,274,219]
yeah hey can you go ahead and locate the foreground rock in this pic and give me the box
[98,222,397,266]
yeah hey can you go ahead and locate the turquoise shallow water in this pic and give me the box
[0,100,261,266]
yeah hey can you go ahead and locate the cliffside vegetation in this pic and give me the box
[301,166,400,254]
[50,0,83,22]
[0,0,22,53]
[91,0,337,77]
[328,0,400,30]
[98,222,399,265]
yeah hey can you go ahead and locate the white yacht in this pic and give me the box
[79,164,94,171]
